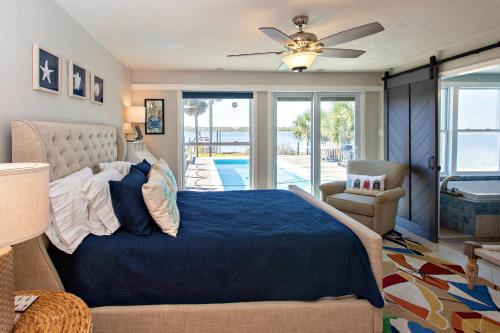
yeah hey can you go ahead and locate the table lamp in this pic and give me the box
[125,106,146,141]
[0,163,49,332]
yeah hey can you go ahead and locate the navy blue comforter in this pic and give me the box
[49,190,383,308]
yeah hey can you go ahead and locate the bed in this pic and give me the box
[11,119,384,333]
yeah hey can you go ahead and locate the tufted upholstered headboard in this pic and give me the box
[11,120,126,181]
[10,120,127,291]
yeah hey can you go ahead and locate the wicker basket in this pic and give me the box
[13,290,92,333]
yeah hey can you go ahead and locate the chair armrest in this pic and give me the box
[319,181,346,202]
[374,187,405,204]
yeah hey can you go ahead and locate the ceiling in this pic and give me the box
[53,0,500,72]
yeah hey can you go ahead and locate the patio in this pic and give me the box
[184,155,347,191]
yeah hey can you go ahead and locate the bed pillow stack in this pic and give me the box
[109,163,153,235]
[47,166,124,254]
[81,168,123,235]
[98,161,132,177]
[46,167,93,254]
[156,159,178,194]
[142,167,180,236]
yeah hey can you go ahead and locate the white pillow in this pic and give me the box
[157,159,178,193]
[142,168,180,237]
[46,167,93,254]
[81,169,123,236]
[98,161,132,177]
[345,174,386,196]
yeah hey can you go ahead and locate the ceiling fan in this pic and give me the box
[228,15,384,72]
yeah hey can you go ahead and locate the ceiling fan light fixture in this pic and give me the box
[282,51,317,72]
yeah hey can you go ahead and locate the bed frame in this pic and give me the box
[11,119,383,333]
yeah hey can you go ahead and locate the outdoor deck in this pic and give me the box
[184,155,347,191]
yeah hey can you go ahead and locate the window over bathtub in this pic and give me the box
[440,86,500,175]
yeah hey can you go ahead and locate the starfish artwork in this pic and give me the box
[34,45,60,93]
[40,60,54,84]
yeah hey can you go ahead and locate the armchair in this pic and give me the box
[319,160,410,235]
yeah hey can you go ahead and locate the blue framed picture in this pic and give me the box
[145,99,165,134]
[90,73,104,104]
[68,61,87,99]
[32,44,61,94]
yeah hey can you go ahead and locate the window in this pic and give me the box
[440,87,500,175]
[273,93,359,195]
[456,89,500,172]
[182,92,253,191]
[439,88,449,174]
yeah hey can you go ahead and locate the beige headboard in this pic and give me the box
[10,119,127,291]
[12,119,126,181]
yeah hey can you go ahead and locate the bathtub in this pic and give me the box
[447,180,500,202]
[441,180,500,236]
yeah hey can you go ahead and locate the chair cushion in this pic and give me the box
[347,160,409,190]
[326,192,375,217]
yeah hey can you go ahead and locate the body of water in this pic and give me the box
[184,130,306,153]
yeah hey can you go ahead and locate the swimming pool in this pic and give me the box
[213,159,310,191]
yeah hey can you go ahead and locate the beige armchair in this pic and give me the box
[319,160,410,235]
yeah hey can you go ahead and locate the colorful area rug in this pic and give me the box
[382,233,500,333]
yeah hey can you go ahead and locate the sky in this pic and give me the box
[182,98,341,129]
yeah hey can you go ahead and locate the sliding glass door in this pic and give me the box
[275,94,312,192]
[318,95,356,185]
[182,92,253,191]
[273,93,359,195]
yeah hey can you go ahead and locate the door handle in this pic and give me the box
[428,156,435,170]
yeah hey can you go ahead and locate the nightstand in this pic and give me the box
[126,140,158,164]
[13,290,92,333]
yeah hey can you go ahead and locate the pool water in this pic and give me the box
[213,159,310,191]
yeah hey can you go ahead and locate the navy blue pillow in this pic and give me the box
[109,167,153,235]
[133,159,151,176]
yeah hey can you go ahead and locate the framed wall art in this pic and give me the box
[33,43,62,94]
[145,99,165,134]
[68,61,87,99]
[90,73,104,104]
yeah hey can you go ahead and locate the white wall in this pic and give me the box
[0,0,131,162]
[131,70,383,188]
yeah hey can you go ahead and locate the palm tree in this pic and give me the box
[184,99,208,156]
[321,102,354,147]
[293,111,311,154]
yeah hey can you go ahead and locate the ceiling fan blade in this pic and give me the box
[278,62,289,71]
[315,22,384,47]
[227,51,284,57]
[259,27,298,47]
[319,48,366,58]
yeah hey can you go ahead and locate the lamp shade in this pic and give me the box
[126,106,146,123]
[0,163,49,247]
[282,52,318,72]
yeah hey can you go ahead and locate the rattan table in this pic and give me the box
[13,290,92,333]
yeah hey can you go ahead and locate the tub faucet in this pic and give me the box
[440,175,463,192]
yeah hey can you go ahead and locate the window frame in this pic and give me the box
[181,95,254,190]
[271,92,360,197]
[440,83,500,176]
